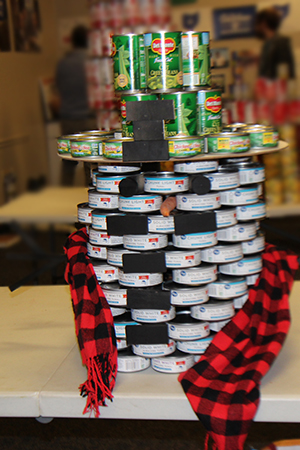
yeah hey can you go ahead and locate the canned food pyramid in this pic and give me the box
[112,34,146,92]
[197,89,222,135]
[161,92,197,137]
[121,93,157,137]
[181,31,210,88]
[144,31,183,92]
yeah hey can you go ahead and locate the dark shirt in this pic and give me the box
[259,34,295,79]
[56,49,90,120]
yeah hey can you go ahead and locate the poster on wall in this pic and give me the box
[0,0,10,51]
[10,0,42,51]
[213,6,257,40]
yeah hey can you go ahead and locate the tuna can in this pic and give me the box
[242,232,265,254]
[215,207,237,228]
[163,281,209,306]
[96,174,126,193]
[246,273,260,286]
[91,210,122,231]
[164,246,201,268]
[117,339,129,351]
[91,260,119,283]
[97,164,140,174]
[217,222,257,242]
[172,231,217,249]
[174,160,219,173]
[220,186,259,206]
[176,192,221,211]
[201,243,243,263]
[77,202,93,224]
[167,136,204,158]
[144,31,183,92]
[191,299,235,321]
[220,161,265,185]
[245,124,279,149]
[196,88,222,135]
[106,247,138,267]
[102,282,128,306]
[118,349,150,373]
[123,233,168,251]
[87,242,107,260]
[152,349,194,374]
[103,138,134,160]
[113,312,139,339]
[161,91,197,137]
[208,275,248,299]
[111,307,127,317]
[132,340,176,358]
[70,136,103,158]
[209,319,231,333]
[119,194,162,213]
[144,172,189,194]
[236,202,266,221]
[120,93,157,137]
[172,263,217,286]
[207,132,250,154]
[147,214,175,234]
[131,306,176,323]
[233,293,249,309]
[112,34,146,93]
[89,228,123,246]
[223,123,248,132]
[168,311,210,340]
[88,189,119,210]
[57,134,81,155]
[219,254,263,276]
[177,335,214,355]
[91,169,98,187]
[181,31,210,89]
[203,170,240,190]
[118,270,163,287]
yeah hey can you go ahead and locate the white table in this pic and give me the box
[1,283,300,421]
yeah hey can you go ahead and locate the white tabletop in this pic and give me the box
[0,187,87,225]
[1,283,300,421]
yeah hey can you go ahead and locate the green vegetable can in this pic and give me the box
[167,136,204,158]
[206,132,250,153]
[144,31,183,92]
[103,138,134,160]
[70,136,104,158]
[112,34,146,93]
[244,125,279,149]
[197,88,222,135]
[181,31,211,89]
[57,134,81,155]
[120,93,157,137]
[161,91,197,137]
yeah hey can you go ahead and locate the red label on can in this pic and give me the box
[139,275,149,280]
[205,95,222,114]
[176,361,186,365]
[151,38,176,55]
[149,238,158,243]
[111,42,116,57]
[185,255,194,260]
[120,99,126,119]
[145,199,155,204]
[175,180,184,185]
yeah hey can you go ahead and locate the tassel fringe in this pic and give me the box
[79,353,117,418]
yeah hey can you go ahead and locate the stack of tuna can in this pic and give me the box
[76,154,267,374]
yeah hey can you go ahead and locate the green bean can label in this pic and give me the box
[120,93,157,137]
[70,139,101,158]
[168,137,204,158]
[249,130,279,148]
[103,141,123,159]
[207,133,250,153]
[112,34,146,92]
[181,32,210,88]
[144,32,183,92]
[161,92,197,137]
[197,89,222,135]
[57,137,70,155]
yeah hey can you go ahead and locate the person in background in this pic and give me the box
[255,7,295,80]
[56,25,96,185]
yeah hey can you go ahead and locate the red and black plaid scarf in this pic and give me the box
[179,244,298,450]
[64,228,117,417]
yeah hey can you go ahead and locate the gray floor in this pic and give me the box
[0,217,299,449]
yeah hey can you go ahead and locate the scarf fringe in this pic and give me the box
[79,353,117,418]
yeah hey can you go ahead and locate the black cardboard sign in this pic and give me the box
[123,140,169,161]
[123,252,167,274]
[126,100,175,122]
[174,211,217,235]
[127,287,170,309]
[107,214,148,235]
[126,323,169,345]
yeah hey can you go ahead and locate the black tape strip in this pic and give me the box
[126,100,175,121]
[174,211,217,235]
[126,323,169,345]
[123,140,169,162]
[123,252,167,274]
[107,214,148,235]
[133,120,165,141]
[127,287,170,309]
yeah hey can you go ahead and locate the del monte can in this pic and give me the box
[161,91,197,137]
[181,31,211,89]
[197,88,222,135]
[144,31,183,92]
